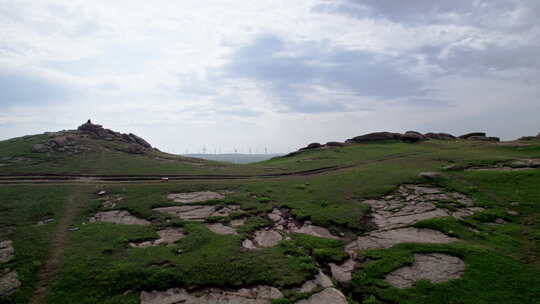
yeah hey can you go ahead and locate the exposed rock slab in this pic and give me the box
[130,229,185,248]
[291,225,339,240]
[0,241,14,264]
[346,228,456,254]
[154,205,240,221]
[140,286,283,304]
[0,271,20,296]
[206,223,237,235]
[295,288,348,304]
[385,253,465,288]
[243,230,283,250]
[364,184,481,230]
[297,270,333,293]
[167,191,225,203]
[230,218,246,227]
[89,210,150,226]
[329,259,356,282]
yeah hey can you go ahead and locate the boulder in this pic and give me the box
[325,141,345,147]
[425,133,456,140]
[346,132,402,143]
[0,271,21,296]
[31,143,51,153]
[459,132,486,139]
[468,136,499,142]
[419,172,442,179]
[402,132,426,143]
[385,253,465,289]
[295,288,348,304]
[300,143,323,151]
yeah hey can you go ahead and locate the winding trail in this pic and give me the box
[29,187,85,304]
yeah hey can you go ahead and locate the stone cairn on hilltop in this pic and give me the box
[31,119,153,154]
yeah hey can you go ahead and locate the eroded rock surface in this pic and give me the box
[329,259,356,282]
[206,223,237,235]
[90,210,150,226]
[140,286,283,304]
[130,229,185,248]
[295,288,348,304]
[167,191,225,203]
[364,184,481,230]
[291,225,339,240]
[267,209,340,239]
[297,270,333,293]
[346,228,455,254]
[0,241,14,264]
[0,271,21,296]
[385,253,465,288]
[154,205,240,221]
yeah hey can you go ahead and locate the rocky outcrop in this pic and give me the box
[295,288,348,304]
[205,223,237,235]
[468,136,500,142]
[89,210,151,226]
[299,143,324,151]
[385,253,465,288]
[154,205,241,221]
[459,132,486,139]
[329,259,356,282]
[130,229,185,248]
[401,131,427,143]
[140,286,283,304]
[0,241,14,264]
[0,270,20,297]
[424,133,456,140]
[297,270,333,293]
[31,120,154,155]
[346,132,402,143]
[325,141,345,147]
[167,192,226,203]
[346,228,455,253]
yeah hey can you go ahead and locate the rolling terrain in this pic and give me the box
[1,123,540,304]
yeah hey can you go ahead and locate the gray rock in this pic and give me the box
[89,210,151,226]
[0,271,21,296]
[154,205,240,221]
[346,132,402,143]
[459,132,486,139]
[297,270,333,293]
[140,286,283,304]
[385,253,465,288]
[167,191,225,203]
[253,230,283,248]
[299,143,323,151]
[402,132,427,143]
[425,133,456,140]
[31,143,50,153]
[291,225,339,240]
[295,288,348,304]
[346,228,456,253]
[325,141,345,147]
[205,223,237,235]
[419,172,442,179]
[329,259,356,282]
[130,229,185,248]
[0,240,14,264]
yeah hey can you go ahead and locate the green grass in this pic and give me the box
[1,138,540,303]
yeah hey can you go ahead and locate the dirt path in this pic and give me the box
[29,187,85,304]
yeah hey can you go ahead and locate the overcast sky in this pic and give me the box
[1,0,539,153]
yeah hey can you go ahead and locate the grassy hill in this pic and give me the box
[1,126,540,304]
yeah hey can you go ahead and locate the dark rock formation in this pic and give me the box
[299,143,323,151]
[32,120,153,155]
[459,132,486,139]
[425,133,456,140]
[326,141,345,147]
[346,132,402,143]
[402,131,426,143]
[518,136,537,141]
[468,136,500,142]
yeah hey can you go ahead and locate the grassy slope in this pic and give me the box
[1,139,540,303]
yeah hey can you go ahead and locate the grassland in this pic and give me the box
[1,138,540,303]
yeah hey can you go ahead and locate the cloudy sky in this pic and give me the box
[1,0,539,153]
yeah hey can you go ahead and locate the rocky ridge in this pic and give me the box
[31,119,154,155]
